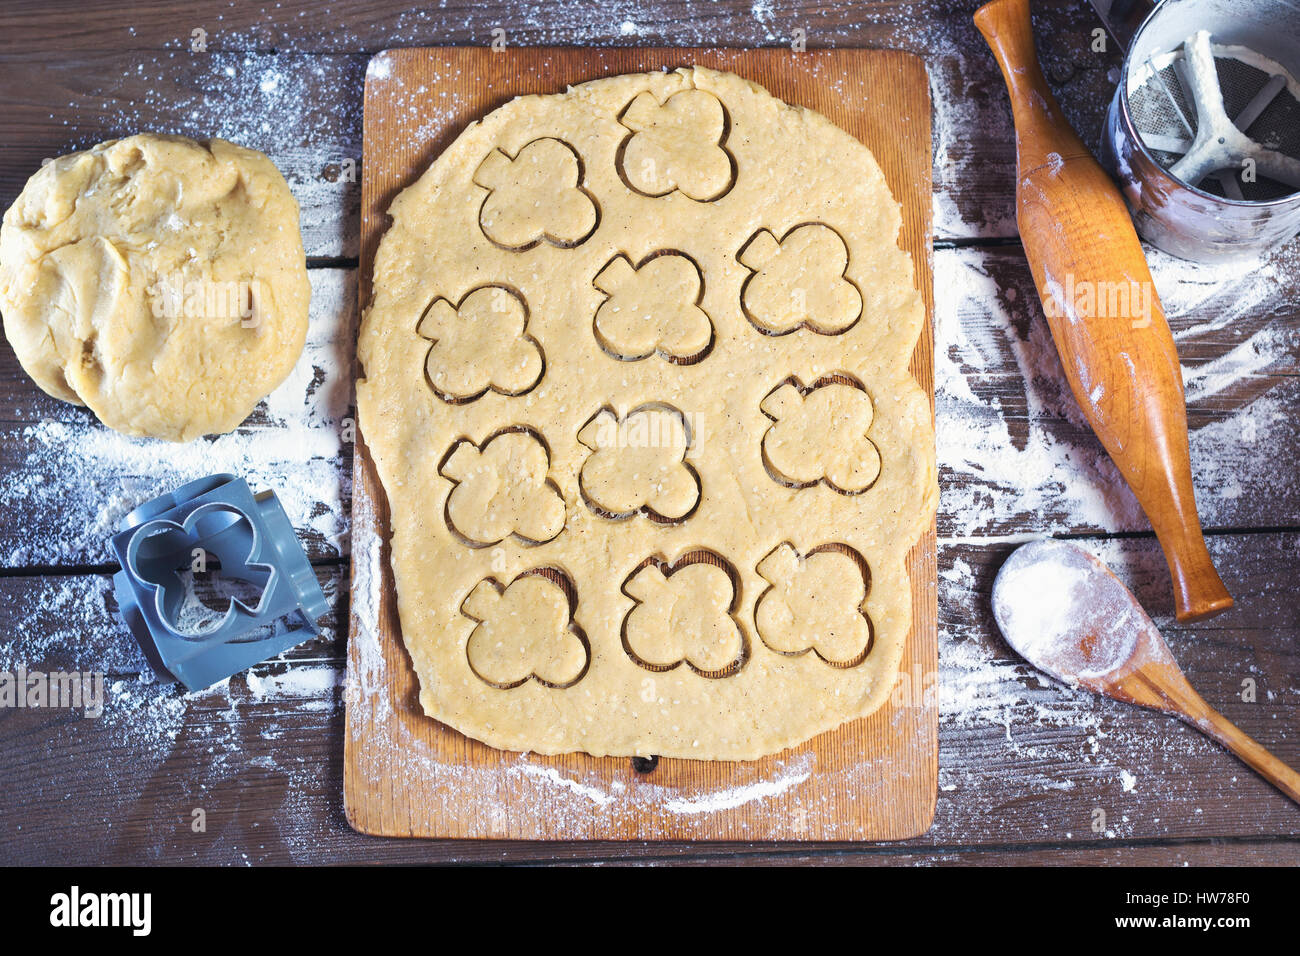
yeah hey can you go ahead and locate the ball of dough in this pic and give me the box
[0,133,311,441]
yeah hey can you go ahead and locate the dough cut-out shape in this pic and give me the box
[357,67,940,760]
[621,552,747,678]
[439,427,566,547]
[461,569,589,689]
[417,285,544,404]
[577,404,701,522]
[473,138,599,250]
[761,375,882,494]
[754,542,874,667]
[738,223,863,335]
[592,252,714,363]
[617,89,736,201]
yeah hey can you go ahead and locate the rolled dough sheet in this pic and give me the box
[357,66,937,760]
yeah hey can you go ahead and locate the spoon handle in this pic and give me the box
[1179,693,1300,806]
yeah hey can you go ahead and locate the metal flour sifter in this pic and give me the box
[1095,0,1300,261]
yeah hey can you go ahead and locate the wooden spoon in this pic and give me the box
[992,539,1300,805]
[974,0,1232,622]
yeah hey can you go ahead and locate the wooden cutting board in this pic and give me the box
[344,46,937,841]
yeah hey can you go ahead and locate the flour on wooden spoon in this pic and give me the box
[992,539,1145,685]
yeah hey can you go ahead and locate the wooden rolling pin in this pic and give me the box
[974,0,1233,622]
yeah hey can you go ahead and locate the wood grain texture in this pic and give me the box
[0,269,356,569]
[344,46,938,841]
[0,50,365,259]
[935,245,1300,541]
[0,0,1294,865]
[0,0,1128,250]
[0,532,1295,863]
[995,539,1299,804]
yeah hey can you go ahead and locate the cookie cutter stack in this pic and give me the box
[110,474,329,691]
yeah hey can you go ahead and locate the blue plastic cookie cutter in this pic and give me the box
[110,473,330,691]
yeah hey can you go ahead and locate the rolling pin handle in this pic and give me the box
[1165,527,1235,623]
[974,0,1090,170]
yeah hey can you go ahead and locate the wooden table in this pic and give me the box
[0,0,1296,865]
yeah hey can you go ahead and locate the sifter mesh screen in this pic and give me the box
[1128,46,1300,201]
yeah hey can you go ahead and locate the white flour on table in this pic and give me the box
[0,271,354,568]
[8,16,1291,852]
[937,248,1147,539]
[937,239,1299,541]
[936,541,1223,836]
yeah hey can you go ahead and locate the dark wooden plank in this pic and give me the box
[0,564,349,866]
[0,51,364,257]
[0,565,347,678]
[0,0,1126,246]
[0,0,1114,61]
[937,243,1300,540]
[473,841,1300,865]
[0,529,1294,863]
[934,533,1300,846]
